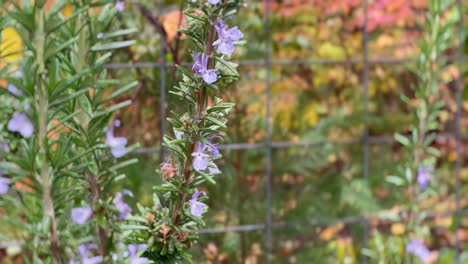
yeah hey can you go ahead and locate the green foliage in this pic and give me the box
[122,0,242,262]
[0,0,136,261]
[366,0,460,261]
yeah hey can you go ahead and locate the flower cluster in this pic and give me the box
[406,239,430,262]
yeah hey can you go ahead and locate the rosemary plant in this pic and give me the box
[386,0,459,262]
[123,0,243,262]
[1,0,139,262]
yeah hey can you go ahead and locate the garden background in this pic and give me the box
[1,0,468,263]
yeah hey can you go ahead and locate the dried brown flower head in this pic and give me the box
[160,158,177,181]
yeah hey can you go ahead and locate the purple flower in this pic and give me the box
[406,239,430,263]
[0,142,10,194]
[97,32,104,39]
[189,189,207,217]
[192,52,217,84]
[14,71,23,78]
[114,190,133,220]
[0,176,10,195]
[8,112,34,138]
[78,244,103,264]
[7,83,23,96]
[207,136,220,157]
[192,142,209,171]
[208,163,221,174]
[210,143,219,157]
[208,0,221,4]
[115,0,125,12]
[417,166,432,190]
[174,130,185,139]
[71,206,93,225]
[106,127,128,158]
[213,19,243,55]
[128,244,149,264]
[113,119,122,127]
[1,142,10,154]
[206,134,221,157]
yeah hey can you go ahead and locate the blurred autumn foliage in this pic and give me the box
[1,0,467,263]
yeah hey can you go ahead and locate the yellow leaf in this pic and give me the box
[319,224,343,240]
[391,223,405,235]
[317,42,346,60]
[448,151,457,162]
[304,103,319,127]
[62,5,73,18]
[0,27,23,63]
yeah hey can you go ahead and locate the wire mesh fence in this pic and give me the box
[105,1,466,263]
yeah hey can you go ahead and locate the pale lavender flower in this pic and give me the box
[417,166,432,190]
[14,71,23,78]
[406,239,430,263]
[192,52,217,84]
[115,0,125,12]
[78,244,103,264]
[106,127,128,158]
[213,19,243,55]
[97,32,104,39]
[71,206,93,225]
[192,142,209,171]
[210,143,219,157]
[208,0,221,4]
[7,83,23,96]
[207,138,220,157]
[0,175,10,194]
[189,188,207,217]
[0,142,10,194]
[113,119,122,127]
[8,112,34,138]
[174,130,185,139]
[206,135,221,157]
[128,244,149,264]
[208,163,220,174]
[1,142,10,153]
[114,190,133,220]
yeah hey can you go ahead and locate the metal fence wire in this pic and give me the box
[104,1,466,263]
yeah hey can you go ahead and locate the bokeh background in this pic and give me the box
[2,0,468,263]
